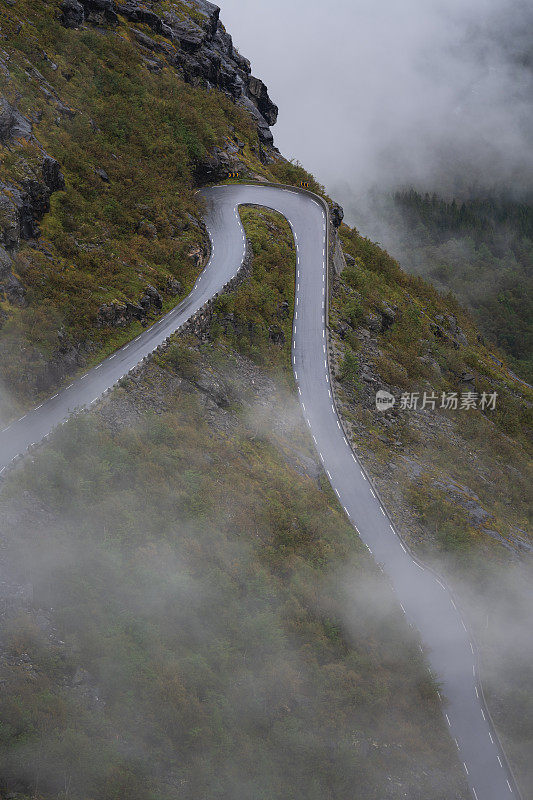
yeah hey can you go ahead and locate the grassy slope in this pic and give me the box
[0,0,273,407]
[387,191,533,382]
[0,209,467,800]
[328,224,533,791]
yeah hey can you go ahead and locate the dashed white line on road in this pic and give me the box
[507,779,513,792]
[489,731,493,743]
[445,714,451,726]
[380,508,386,516]
[463,763,469,775]
[497,756,503,768]
[472,788,478,800]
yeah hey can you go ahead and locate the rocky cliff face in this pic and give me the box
[60,0,278,145]
[0,93,65,309]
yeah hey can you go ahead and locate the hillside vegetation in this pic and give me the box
[0,0,281,410]
[325,220,533,791]
[374,190,533,382]
[0,0,530,797]
[0,208,468,799]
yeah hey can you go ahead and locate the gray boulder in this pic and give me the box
[144,284,163,309]
[42,157,65,192]
[166,277,182,295]
[365,312,382,333]
[0,97,32,143]
[0,272,26,306]
[330,203,344,228]
[380,303,397,332]
[95,167,109,182]
[60,0,84,27]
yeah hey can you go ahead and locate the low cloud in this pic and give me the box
[220,0,533,204]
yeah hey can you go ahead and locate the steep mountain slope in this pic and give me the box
[0,209,468,800]
[0,1,530,799]
[0,0,281,410]
[353,190,533,382]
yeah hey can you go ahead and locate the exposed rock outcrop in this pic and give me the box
[98,282,172,327]
[330,202,344,228]
[0,96,66,307]
[431,313,468,348]
[60,0,278,146]
[0,97,32,142]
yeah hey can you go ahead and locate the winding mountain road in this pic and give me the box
[0,183,521,800]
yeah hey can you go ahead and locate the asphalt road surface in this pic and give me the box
[0,183,520,800]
